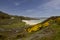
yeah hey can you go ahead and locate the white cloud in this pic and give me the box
[25,9,34,12]
[14,2,20,6]
[37,0,60,16]
[14,0,28,6]
[18,0,60,17]
[43,0,60,9]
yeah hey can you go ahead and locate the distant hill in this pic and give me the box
[0,11,11,19]
[0,11,39,20]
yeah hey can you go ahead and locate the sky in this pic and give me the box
[0,0,60,17]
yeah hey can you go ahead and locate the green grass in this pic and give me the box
[0,18,60,40]
[39,24,60,40]
[51,24,60,40]
[0,19,26,28]
[0,19,29,40]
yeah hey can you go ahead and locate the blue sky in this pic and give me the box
[0,0,60,17]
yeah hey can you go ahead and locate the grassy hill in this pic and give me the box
[0,11,11,19]
[0,11,39,20]
[24,16,60,40]
[0,11,60,40]
[0,11,39,28]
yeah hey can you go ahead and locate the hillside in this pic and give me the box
[0,11,60,40]
[0,11,11,19]
[25,16,60,40]
[0,11,39,28]
[0,11,39,20]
